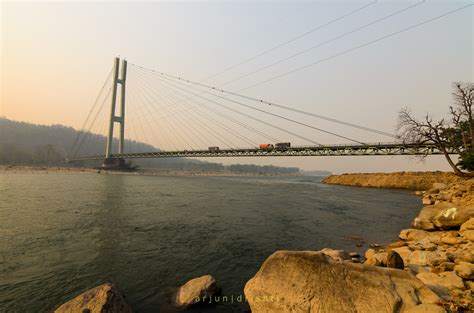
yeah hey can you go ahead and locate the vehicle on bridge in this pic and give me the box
[208,146,220,152]
[259,143,274,150]
[275,142,291,150]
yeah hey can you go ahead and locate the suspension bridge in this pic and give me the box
[66,57,446,166]
[67,1,470,166]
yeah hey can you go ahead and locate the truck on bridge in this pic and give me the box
[259,142,291,150]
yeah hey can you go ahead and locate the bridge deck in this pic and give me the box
[67,143,450,161]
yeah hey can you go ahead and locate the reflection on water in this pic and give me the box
[0,173,420,312]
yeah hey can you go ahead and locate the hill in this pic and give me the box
[0,118,299,174]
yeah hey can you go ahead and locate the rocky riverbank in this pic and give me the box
[244,178,474,312]
[361,179,474,312]
[322,171,462,190]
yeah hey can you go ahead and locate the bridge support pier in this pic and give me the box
[103,57,129,169]
[102,57,131,170]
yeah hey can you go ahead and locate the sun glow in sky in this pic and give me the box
[1,1,473,172]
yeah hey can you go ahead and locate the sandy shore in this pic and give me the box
[0,165,302,177]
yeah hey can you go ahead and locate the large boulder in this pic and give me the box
[173,275,219,308]
[54,283,132,313]
[244,250,442,313]
[412,202,474,230]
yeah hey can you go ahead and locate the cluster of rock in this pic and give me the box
[363,180,474,311]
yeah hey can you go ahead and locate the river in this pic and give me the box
[0,172,421,312]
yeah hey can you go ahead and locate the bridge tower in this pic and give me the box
[103,57,128,168]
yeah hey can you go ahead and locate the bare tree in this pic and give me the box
[397,82,474,176]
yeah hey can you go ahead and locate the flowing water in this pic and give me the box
[0,172,421,312]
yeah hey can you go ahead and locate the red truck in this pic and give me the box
[259,143,274,150]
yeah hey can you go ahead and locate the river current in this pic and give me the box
[0,173,421,312]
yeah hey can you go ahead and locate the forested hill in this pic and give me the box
[0,118,300,174]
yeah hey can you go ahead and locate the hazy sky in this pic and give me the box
[1,0,473,173]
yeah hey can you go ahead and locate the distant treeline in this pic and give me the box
[0,118,300,174]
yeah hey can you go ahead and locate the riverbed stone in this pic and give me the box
[392,246,412,264]
[386,250,404,269]
[454,261,474,279]
[395,247,452,267]
[422,196,434,206]
[364,251,387,267]
[384,240,407,250]
[416,271,465,299]
[399,229,428,241]
[364,248,376,260]
[173,275,219,308]
[460,229,474,241]
[460,217,474,232]
[405,303,446,313]
[440,234,463,245]
[54,283,132,313]
[319,248,351,262]
[407,264,432,275]
[460,218,474,241]
[432,183,448,191]
[433,262,455,273]
[244,250,442,313]
[425,187,440,195]
[467,281,474,292]
[450,242,474,263]
[408,238,437,251]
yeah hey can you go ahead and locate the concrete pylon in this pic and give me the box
[105,57,127,157]
[104,57,128,168]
